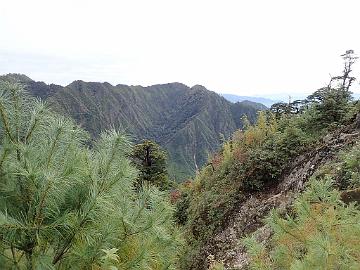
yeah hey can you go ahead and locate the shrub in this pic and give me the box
[337,142,360,189]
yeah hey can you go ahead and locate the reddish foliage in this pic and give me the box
[232,130,244,143]
[211,153,223,170]
[170,190,181,204]
[233,147,248,163]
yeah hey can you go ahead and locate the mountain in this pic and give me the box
[0,74,266,181]
[223,92,360,107]
[221,93,279,107]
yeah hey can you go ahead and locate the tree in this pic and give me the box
[271,50,357,124]
[131,140,173,190]
[306,50,357,127]
[0,81,182,269]
[270,100,306,118]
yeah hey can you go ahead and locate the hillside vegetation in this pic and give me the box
[0,74,265,181]
[176,50,360,269]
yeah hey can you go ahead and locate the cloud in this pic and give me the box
[0,51,135,85]
[0,0,359,95]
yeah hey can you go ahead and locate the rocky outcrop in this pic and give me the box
[203,120,360,269]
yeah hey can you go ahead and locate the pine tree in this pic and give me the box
[0,81,182,269]
[131,140,173,190]
[306,50,357,127]
[244,177,360,269]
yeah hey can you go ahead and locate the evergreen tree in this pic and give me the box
[306,50,357,127]
[0,81,182,269]
[131,140,173,190]
[270,50,357,125]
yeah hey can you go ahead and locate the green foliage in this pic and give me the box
[244,176,360,269]
[271,50,357,130]
[131,140,173,190]
[0,81,182,269]
[337,142,360,190]
[180,112,290,269]
[181,103,339,268]
[307,51,357,128]
[244,141,360,269]
[101,248,120,270]
[307,87,353,128]
[173,182,192,226]
[241,112,311,190]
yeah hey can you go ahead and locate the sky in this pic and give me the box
[0,0,360,97]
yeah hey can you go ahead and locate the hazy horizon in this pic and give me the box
[1,0,360,96]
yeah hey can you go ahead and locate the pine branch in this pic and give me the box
[11,245,20,270]
[0,148,9,170]
[24,115,39,143]
[0,101,14,142]
[0,249,12,262]
[46,126,63,169]
[9,85,21,144]
[34,178,52,228]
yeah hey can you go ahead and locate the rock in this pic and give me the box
[341,188,360,204]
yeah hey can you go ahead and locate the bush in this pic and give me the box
[173,181,192,226]
[244,118,310,190]
[337,142,360,190]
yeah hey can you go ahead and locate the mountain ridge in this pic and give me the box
[221,93,279,107]
[0,73,266,180]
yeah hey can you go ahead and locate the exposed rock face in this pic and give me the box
[203,121,360,269]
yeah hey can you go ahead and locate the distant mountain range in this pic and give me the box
[0,74,266,181]
[222,92,360,106]
[221,94,279,107]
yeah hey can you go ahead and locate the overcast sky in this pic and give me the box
[1,0,359,96]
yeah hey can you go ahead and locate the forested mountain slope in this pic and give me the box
[0,74,265,180]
